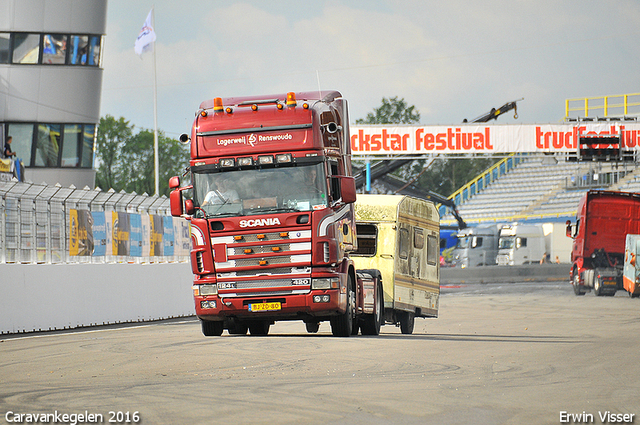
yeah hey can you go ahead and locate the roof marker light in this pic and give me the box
[225,107,233,114]
[286,92,297,107]
[251,104,258,111]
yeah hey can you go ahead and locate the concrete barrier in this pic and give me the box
[1,263,194,334]
[441,263,570,285]
[1,262,571,334]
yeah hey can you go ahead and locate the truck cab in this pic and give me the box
[568,190,640,296]
[496,223,545,266]
[452,223,501,268]
[169,91,382,336]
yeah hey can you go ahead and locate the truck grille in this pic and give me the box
[211,228,312,297]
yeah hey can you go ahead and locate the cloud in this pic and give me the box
[101,0,640,135]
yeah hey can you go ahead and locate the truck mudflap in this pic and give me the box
[355,270,378,315]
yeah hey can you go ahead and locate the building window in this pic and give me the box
[43,34,68,65]
[36,124,61,167]
[0,32,103,67]
[88,36,101,66]
[13,33,41,64]
[82,125,95,168]
[6,124,34,164]
[0,33,10,63]
[62,124,81,167]
[69,35,88,65]
[5,123,95,168]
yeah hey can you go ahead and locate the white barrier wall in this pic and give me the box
[0,263,194,334]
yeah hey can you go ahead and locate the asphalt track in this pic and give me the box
[1,280,639,425]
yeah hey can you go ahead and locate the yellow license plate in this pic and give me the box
[248,302,281,312]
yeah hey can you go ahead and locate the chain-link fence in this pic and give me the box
[0,181,190,264]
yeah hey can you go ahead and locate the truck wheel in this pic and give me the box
[572,268,585,296]
[227,319,248,335]
[399,311,415,335]
[331,274,355,337]
[201,319,224,337]
[361,281,382,336]
[594,276,604,297]
[248,321,270,336]
[305,321,320,333]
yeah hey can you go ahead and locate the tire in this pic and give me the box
[361,282,382,336]
[227,319,248,335]
[594,276,603,297]
[572,268,585,296]
[305,321,320,333]
[399,310,415,335]
[248,321,270,336]
[201,319,224,337]
[331,274,355,337]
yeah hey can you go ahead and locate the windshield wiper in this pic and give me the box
[247,207,297,215]
[205,211,239,218]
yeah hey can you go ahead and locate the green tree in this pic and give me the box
[120,129,189,196]
[96,116,189,197]
[95,115,132,192]
[356,96,420,124]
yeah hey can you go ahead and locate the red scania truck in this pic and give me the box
[169,91,384,337]
[567,190,640,296]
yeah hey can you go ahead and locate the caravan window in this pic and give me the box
[399,228,409,259]
[413,228,424,249]
[352,224,377,257]
[427,235,438,265]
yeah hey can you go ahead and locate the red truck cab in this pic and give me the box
[169,91,381,336]
[567,190,640,296]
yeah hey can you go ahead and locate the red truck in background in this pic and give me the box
[169,91,383,337]
[567,190,640,296]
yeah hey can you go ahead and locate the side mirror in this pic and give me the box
[339,176,357,204]
[169,176,180,190]
[185,199,195,215]
[565,220,573,238]
[170,189,184,217]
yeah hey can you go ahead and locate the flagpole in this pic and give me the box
[152,6,159,196]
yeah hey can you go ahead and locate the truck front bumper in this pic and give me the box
[194,289,346,321]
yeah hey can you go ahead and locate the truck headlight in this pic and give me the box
[194,284,218,296]
[312,278,339,290]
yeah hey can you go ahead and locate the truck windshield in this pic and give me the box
[455,236,470,249]
[498,236,515,249]
[192,163,328,218]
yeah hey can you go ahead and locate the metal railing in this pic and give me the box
[440,153,526,217]
[565,92,640,120]
[0,181,190,264]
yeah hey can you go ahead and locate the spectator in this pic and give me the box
[3,136,16,159]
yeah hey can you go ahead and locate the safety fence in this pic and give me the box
[0,181,190,264]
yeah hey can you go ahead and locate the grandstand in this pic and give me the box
[436,91,640,226]
[440,155,640,225]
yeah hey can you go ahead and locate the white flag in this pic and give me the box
[134,9,156,56]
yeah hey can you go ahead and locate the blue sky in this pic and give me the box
[101,0,640,138]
